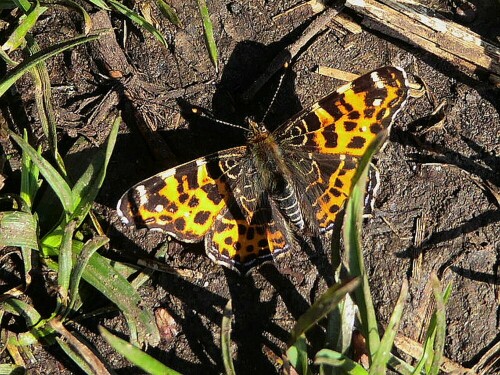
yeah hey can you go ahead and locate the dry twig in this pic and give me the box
[394,334,478,374]
[242,1,345,102]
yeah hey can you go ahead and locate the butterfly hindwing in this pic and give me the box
[284,151,360,232]
[206,203,291,271]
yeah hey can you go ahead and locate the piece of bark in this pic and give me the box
[345,0,500,83]
[90,11,177,165]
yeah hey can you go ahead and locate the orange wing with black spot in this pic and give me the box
[277,66,408,232]
[205,203,291,271]
[117,148,246,243]
[277,67,407,154]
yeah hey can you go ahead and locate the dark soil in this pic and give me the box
[1,0,499,374]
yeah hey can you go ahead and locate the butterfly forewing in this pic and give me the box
[117,147,246,242]
[276,66,408,156]
[275,66,408,235]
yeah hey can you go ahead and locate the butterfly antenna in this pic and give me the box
[260,62,289,124]
[192,107,250,132]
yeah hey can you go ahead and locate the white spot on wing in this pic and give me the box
[372,98,383,106]
[336,82,353,94]
[159,168,176,178]
[196,158,207,167]
[371,71,385,89]
[134,185,149,206]
[155,204,164,212]
[116,199,130,224]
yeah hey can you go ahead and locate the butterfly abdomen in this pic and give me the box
[273,177,305,230]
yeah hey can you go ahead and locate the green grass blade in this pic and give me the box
[68,236,109,312]
[99,327,181,375]
[26,34,65,175]
[41,228,66,256]
[221,299,236,375]
[57,220,77,307]
[11,0,32,12]
[11,0,65,173]
[428,274,446,375]
[197,0,218,71]
[413,279,451,375]
[288,278,360,346]
[10,132,73,214]
[17,131,40,286]
[0,47,19,66]
[315,349,368,375]
[286,334,311,375]
[0,31,106,97]
[44,247,160,346]
[107,0,168,48]
[325,293,356,355]
[387,354,415,375]
[2,3,47,52]
[16,330,47,346]
[20,130,41,209]
[370,279,408,374]
[83,0,110,10]
[0,211,38,250]
[0,364,25,374]
[413,335,433,374]
[2,298,41,327]
[81,253,161,346]
[70,116,119,226]
[343,130,389,359]
[156,0,182,27]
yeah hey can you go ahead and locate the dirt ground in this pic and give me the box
[1,0,499,374]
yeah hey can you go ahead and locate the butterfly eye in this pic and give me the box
[259,124,267,133]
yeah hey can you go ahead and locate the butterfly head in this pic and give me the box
[245,117,269,143]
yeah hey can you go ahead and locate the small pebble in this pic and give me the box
[227,2,242,15]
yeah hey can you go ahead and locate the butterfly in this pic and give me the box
[117,66,409,273]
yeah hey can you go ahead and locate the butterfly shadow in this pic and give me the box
[152,269,232,373]
[222,267,288,373]
[199,40,303,136]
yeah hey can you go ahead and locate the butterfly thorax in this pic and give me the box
[246,118,306,231]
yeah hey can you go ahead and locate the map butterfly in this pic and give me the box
[117,66,409,273]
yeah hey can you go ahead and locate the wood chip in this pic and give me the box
[314,66,359,81]
[394,334,478,374]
